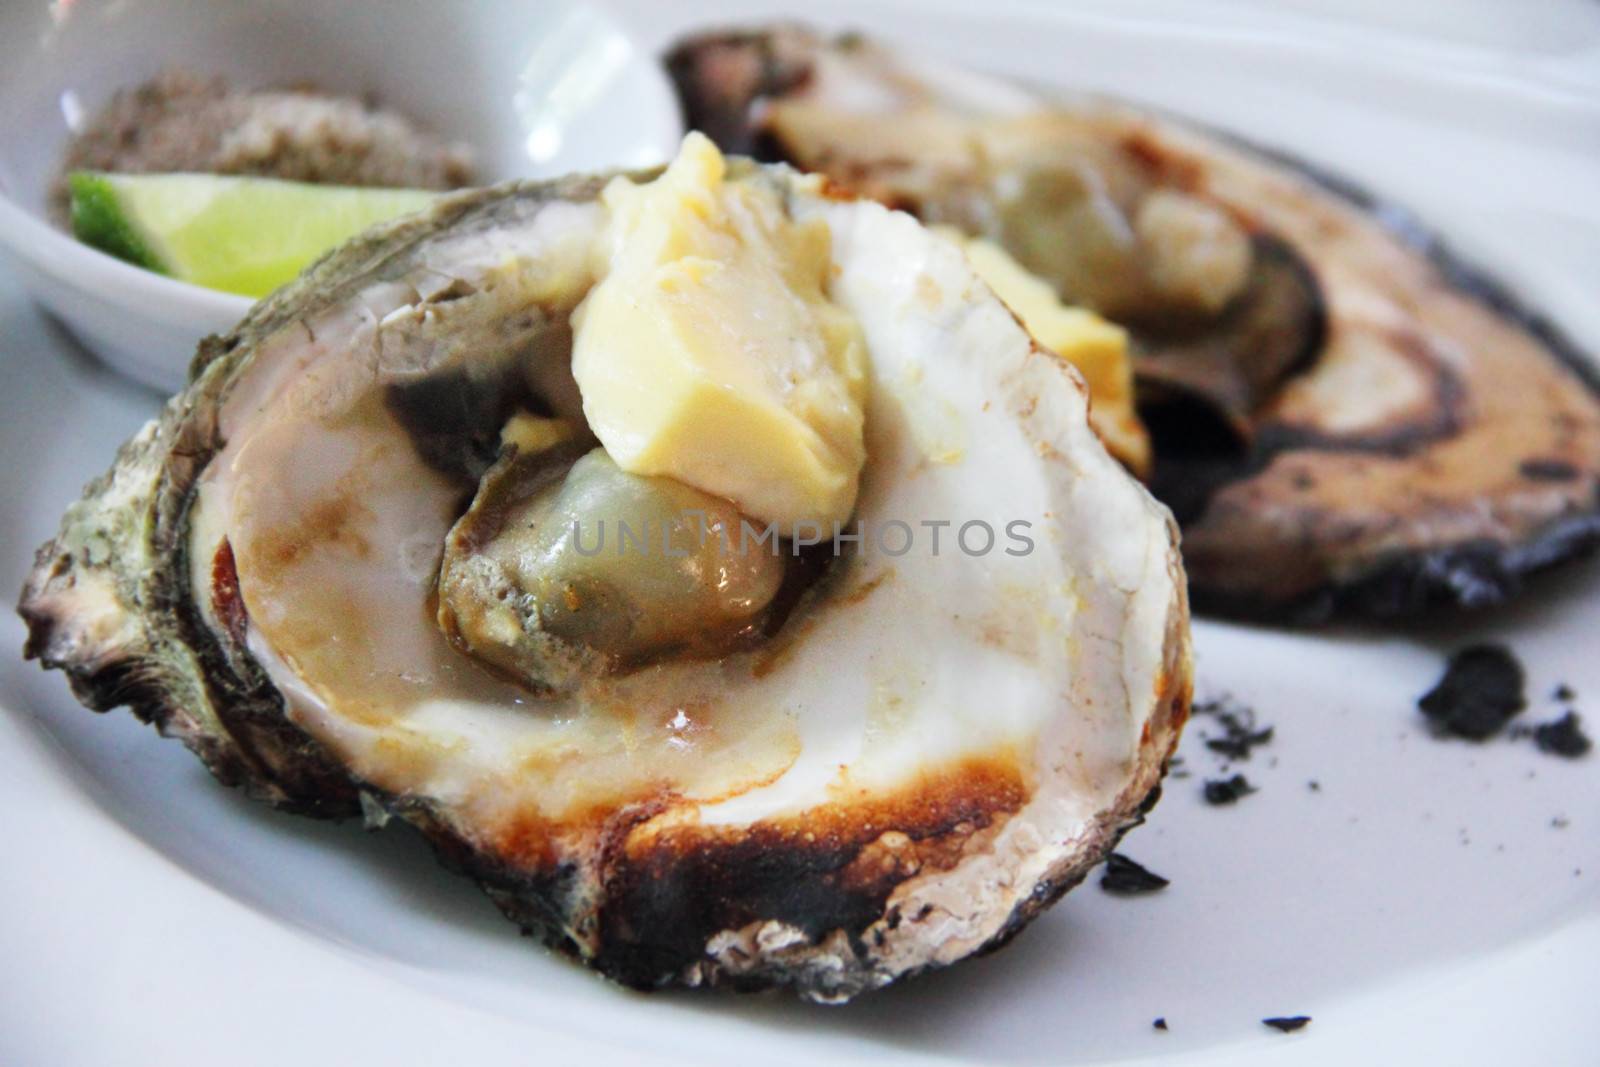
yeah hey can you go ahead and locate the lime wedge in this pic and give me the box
[68,172,439,298]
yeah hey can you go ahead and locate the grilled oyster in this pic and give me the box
[20,137,1189,1001]
[668,26,1600,622]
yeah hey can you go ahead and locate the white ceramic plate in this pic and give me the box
[3,2,1598,1063]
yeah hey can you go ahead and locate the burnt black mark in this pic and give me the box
[1521,458,1580,482]
[1195,510,1600,623]
[600,841,886,987]
[1418,644,1526,740]
[580,757,1029,995]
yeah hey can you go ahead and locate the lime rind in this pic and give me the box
[65,172,438,298]
[68,172,172,276]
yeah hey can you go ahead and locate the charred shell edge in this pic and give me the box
[19,171,1189,1000]
[1021,86,1600,622]
[1192,126,1600,623]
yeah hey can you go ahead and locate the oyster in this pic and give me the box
[20,141,1189,1000]
[668,26,1600,621]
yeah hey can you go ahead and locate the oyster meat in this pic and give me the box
[21,137,1189,1000]
[668,26,1600,621]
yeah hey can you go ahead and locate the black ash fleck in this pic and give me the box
[1418,644,1526,740]
[1193,697,1275,761]
[1263,1016,1312,1033]
[1203,774,1257,806]
[1100,853,1170,895]
[1531,712,1592,758]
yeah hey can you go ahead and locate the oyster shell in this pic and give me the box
[668,26,1600,622]
[20,159,1189,1000]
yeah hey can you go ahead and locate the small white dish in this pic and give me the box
[0,0,682,393]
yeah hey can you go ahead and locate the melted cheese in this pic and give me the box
[944,229,1151,476]
[571,133,868,533]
